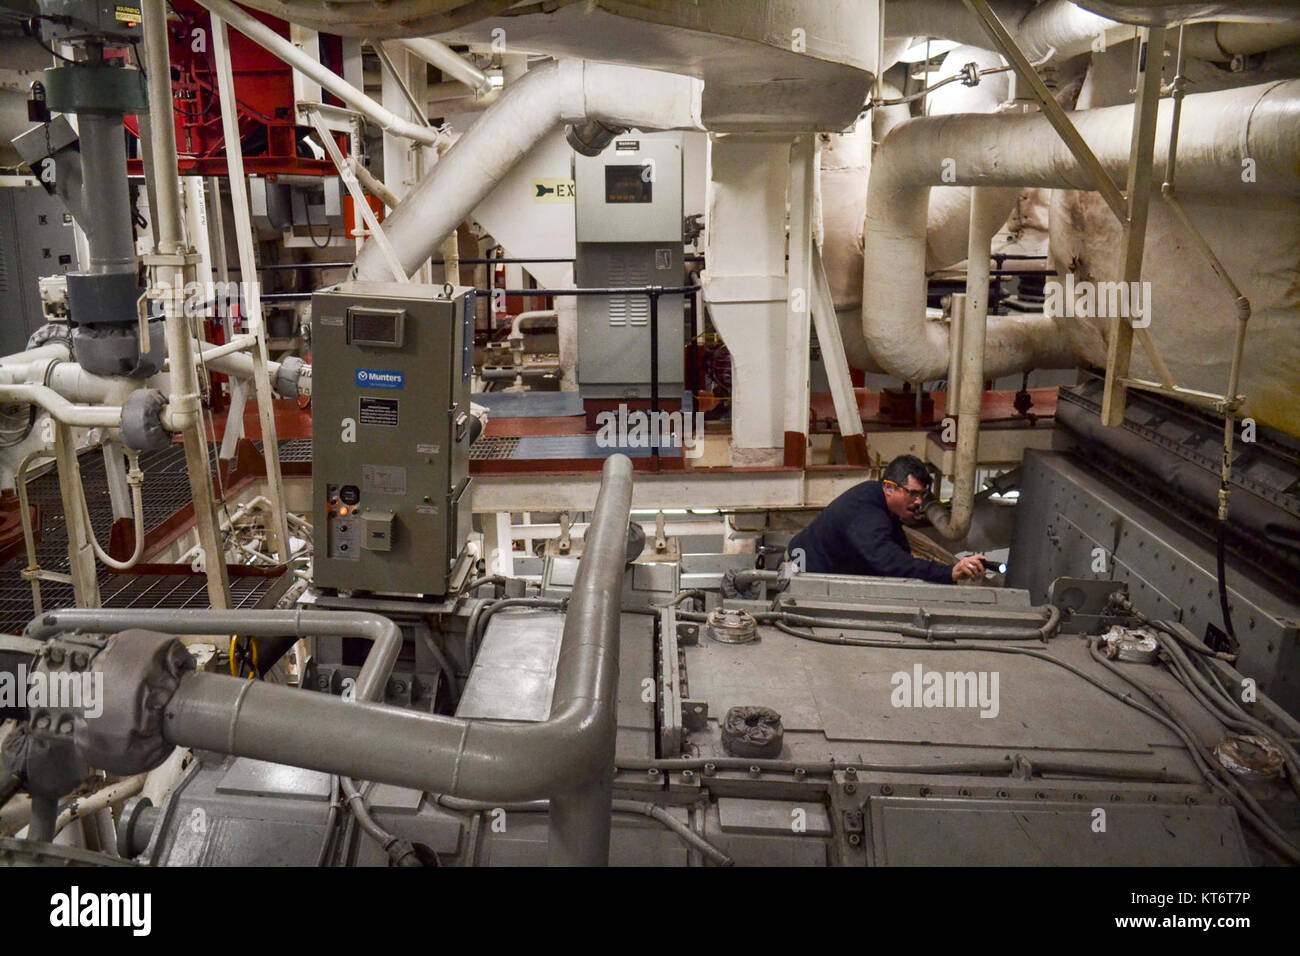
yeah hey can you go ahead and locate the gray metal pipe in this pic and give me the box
[27,608,401,704]
[76,113,137,277]
[43,455,634,863]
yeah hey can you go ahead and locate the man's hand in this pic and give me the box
[951,554,987,582]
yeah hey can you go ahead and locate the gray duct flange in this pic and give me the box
[120,389,172,453]
[74,630,195,776]
[273,355,306,398]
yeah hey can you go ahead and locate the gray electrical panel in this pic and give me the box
[311,282,475,597]
[0,183,79,356]
[574,132,684,398]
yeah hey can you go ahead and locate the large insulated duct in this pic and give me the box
[885,0,1300,69]
[862,80,1300,383]
[354,59,704,281]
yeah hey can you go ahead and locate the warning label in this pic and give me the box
[359,396,398,427]
[361,464,406,497]
[115,5,142,23]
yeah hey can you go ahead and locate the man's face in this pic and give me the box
[883,476,927,520]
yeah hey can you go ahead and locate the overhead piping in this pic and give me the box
[861,80,1300,383]
[354,59,704,281]
[193,0,449,148]
[394,37,493,97]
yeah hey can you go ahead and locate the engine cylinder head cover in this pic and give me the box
[720,705,784,758]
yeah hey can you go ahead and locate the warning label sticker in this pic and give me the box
[361,464,406,497]
[359,396,398,428]
[115,5,142,23]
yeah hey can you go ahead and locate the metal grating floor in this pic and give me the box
[0,442,285,635]
[256,438,312,463]
[470,436,520,461]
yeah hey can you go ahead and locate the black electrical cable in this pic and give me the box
[1216,521,1238,647]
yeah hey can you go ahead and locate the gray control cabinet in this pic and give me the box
[574,133,684,398]
[311,282,474,596]
[0,184,79,356]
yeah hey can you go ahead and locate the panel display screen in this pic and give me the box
[605,164,653,204]
[349,308,404,347]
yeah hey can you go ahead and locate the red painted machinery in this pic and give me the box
[124,0,338,177]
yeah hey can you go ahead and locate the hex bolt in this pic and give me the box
[918,786,932,797]
[959,788,972,797]
[647,768,661,779]
[996,789,1009,799]
[848,833,862,847]
[794,768,806,780]
[844,782,857,795]
[70,651,88,671]
[880,784,893,795]
[748,765,761,779]
[317,676,330,689]
[48,647,65,666]
[34,714,51,729]
[844,766,858,779]
[681,769,695,781]
[703,762,717,777]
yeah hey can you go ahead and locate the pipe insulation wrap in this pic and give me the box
[354,60,704,280]
[862,80,1300,383]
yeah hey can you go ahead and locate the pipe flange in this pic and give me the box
[120,389,171,453]
[1101,625,1160,663]
[706,608,758,644]
[74,630,195,776]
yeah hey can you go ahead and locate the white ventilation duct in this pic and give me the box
[862,80,1300,383]
[354,59,704,281]
[884,0,1300,68]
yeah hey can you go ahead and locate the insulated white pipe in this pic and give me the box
[862,80,1300,383]
[0,384,122,428]
[194,0,447,148]
[0,343,71,367]
[396,37,493,96]
[886,0,1300,71]
[355,59,704,281]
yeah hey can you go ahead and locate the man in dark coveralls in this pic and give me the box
[788,455,987,583]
